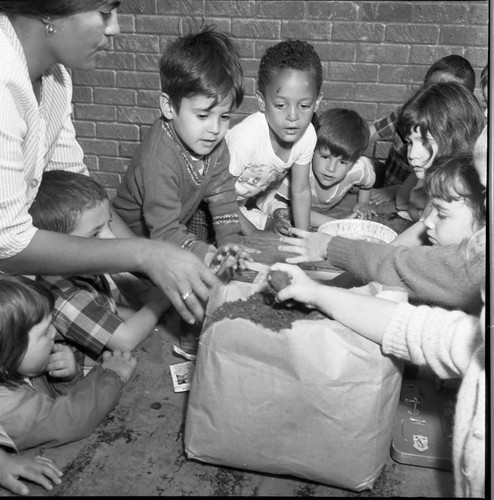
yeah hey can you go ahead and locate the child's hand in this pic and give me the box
[264,216,293,236]
[0,450,63,496]
[101,350,137,383]
[369,186,398,206]
[209,244,259,276]
[278,227,332,264]
[349,204,377,219]
[46,343,77,380]
[273,208,291,220]
[269,263,319,308]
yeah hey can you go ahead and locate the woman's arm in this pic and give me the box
[0,230,218,324]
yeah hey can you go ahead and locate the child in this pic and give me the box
[370,54,476,205]
[112,26,245,267]
[0,273,136,452]
[413,155,486,247]
[1,423,62,495]
[259,108,376,229]
[226,39,323,233]
[393,81,484,222]
[270,254,485,498]
[29,170,171,374]
[278,125,488,316]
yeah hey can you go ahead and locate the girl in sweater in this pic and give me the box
[0,274,136,452]
[272,125,488,497]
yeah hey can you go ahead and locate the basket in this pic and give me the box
[318,219,397,243]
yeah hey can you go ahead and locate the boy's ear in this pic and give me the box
[256,90,266,113]
[314,93,323,113]
[159,93,175,120]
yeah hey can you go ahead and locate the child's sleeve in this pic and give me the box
[382,302,482,379]
[0,366,124,451]
[203,143,242,245]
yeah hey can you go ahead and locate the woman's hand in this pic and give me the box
[277,227,332,264]
[141,241,220,325]
[269,263,320,308]
[46,343,77,380]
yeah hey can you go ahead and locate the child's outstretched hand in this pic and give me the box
[349,204,377,219]
[101,350,137,384]
[0,450,63,496]
[269,263,321,309]
[46,343,77,380]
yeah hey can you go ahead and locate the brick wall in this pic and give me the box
[71,0,489,195]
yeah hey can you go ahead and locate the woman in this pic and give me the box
[0,0,218,325]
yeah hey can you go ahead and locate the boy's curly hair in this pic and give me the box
[257,39,322,95]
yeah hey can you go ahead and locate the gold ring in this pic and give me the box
[181,290,193,302]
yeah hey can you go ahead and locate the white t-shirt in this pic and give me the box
[226,112,316,228]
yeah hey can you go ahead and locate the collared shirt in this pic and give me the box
[0,14,86,259]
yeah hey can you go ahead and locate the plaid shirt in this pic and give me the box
[37,274,122,375]
[373,109,410,187]
[373,109,399,140]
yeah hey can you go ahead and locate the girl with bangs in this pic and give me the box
[392,81,484,223]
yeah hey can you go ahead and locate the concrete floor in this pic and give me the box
[0,310,455,497]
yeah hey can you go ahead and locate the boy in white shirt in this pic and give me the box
[226,39,322,234]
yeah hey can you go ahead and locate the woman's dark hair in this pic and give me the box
[0,274,54,388]
[0,1,115,18]
[394,81,485,171]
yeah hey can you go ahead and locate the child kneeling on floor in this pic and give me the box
[258,107,376,229]
[0,274,136,451]
[28,170,171,374]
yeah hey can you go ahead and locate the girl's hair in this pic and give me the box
[424,154,486,228]
[28,170,108,234]
[160,25,244,112]
[395,82,485,171]
[314,108,370,163]
[0,274,54,388]
[257,39,323,96]
[0,0,116,18]
[473,125,487,185]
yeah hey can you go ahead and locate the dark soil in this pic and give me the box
[205,290,324,332]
